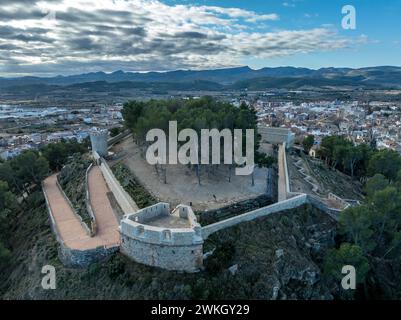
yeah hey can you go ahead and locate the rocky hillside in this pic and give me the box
[0,191,339,299]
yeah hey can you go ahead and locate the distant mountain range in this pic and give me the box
[1,66,401,90]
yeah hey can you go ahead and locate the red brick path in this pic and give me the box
[43,170,120,250]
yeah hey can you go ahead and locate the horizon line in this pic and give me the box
[1,64,401,79]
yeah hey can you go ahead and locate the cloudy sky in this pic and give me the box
[0,0,400,76]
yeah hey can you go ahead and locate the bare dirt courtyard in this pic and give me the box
[112,137,271,211]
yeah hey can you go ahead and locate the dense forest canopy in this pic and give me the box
[313,135,401,298]
[122,97,259,142]
[122,97,273,184]
[315,135,401,180]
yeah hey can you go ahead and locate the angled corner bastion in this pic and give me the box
[120,203,204,272]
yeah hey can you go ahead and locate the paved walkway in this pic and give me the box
[43,175,105,250]
[87,166,120,247]
[43,169,120,251]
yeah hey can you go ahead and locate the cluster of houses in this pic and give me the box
[253,100,401,155]
[0,103,124,161]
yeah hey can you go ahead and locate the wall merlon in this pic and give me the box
[129,203,170,223]
[121,217,202,246]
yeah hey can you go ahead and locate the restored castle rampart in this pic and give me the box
[201,193,341,240]
[43,128,350,271]
[120,203,204,272]
[99,157,139,215]
[201,194,308,239]
[90,129,108,157]
[107,130,132,148]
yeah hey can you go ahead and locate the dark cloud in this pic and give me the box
[65,37,102,51]
[0,0,357,76]
[121,27,147,37]
[0,8,46,20]
[174,31,208,39]
[0,26,52,43]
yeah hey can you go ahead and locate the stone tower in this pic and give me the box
[90,128,108,157]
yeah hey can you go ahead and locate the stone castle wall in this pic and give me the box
[59,245,119,268]
[99,157,139,215]
[120,235,203,272]
[43,130,348,271]
[130,203,169,223]
[281,142,303,199]
[306,195,341,221]
[90,129,108,157]
[201,194,341,240]
[201,194,308,239]
[107,130,132,147]
[120,203,204,272]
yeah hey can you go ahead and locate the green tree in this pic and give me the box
[41,140,87,171]
[339,184,401,257]
[0,181,15,212]
[302,135,314,153]
[0,181,15,268]
[395,169,401,189]
[0,162,24,195]
[10,150,49,188]
[339,205,376,253]
[41,143,66,171]
[324,243,370,298]
[0,242,11,268]
[368,187,401,257]
[364,174,389,198]
[319,136,351,168]
[122,100,145,130]
[368,149,401,180]
[343,145,363,177]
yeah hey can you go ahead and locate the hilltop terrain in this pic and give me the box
[0,192,337,300]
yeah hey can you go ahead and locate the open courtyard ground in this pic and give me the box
[111,137,271,211]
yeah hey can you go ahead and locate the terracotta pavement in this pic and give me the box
[43,168,120,251]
